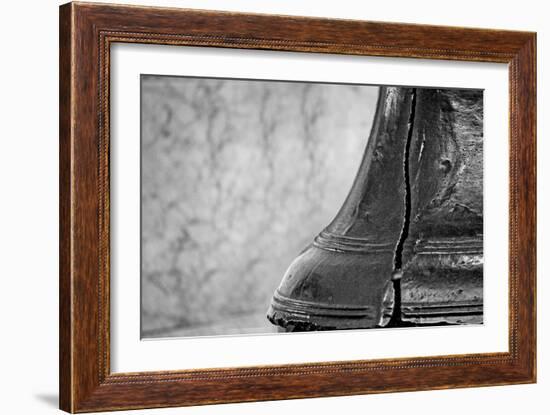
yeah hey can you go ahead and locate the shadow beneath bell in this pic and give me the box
[35,393,58,408]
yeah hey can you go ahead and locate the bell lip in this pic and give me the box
[401,300,483,325]
[266,290,393,330]
[270,290,376,318]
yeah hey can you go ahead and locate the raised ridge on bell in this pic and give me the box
[313,230,397,253]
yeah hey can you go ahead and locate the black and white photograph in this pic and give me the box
[140,76,483,339]
[2,0,544,414]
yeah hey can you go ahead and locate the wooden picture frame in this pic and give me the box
[59,2,536,412]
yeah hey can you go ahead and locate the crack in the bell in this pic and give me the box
[388,88,417,326]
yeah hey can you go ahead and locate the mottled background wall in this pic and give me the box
[141,75,379,338]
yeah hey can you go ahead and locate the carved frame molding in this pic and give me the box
[59,2,536,412]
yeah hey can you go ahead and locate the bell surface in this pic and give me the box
[400,88,483,325]
[267,87,415,331]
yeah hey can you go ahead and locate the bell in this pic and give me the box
[400,88,483,325]
[267,87,415,331]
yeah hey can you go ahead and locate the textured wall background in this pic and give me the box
[141,75,379,337]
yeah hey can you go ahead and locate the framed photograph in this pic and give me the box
[59,2,536,412]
